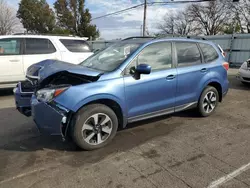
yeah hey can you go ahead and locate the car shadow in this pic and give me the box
[228,74,250,91]
[0,88,14,96]
[0,111,187,168]
[1,113,183,153]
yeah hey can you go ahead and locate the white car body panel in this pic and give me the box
[0,35,93,88]
[236,60,250,83]
[0,55,23,82]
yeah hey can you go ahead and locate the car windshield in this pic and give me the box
[80,42,141,72]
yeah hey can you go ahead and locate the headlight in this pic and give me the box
[240,62,248,70]
[36,87,68,102]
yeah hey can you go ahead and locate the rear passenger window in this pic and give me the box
[199,43,219,63]
[176,42,201,67]
[25,38,56,54]
[60,39,91,52]
[0,38,21,55]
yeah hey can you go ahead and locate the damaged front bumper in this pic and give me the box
[14,82,72,138]
[31,96,71,137]
[13,82,33,117]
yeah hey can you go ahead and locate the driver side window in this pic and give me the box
[126,42,172,74]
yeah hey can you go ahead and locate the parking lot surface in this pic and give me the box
[0,69,249,188]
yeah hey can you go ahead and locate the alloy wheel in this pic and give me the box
[202,91,217,113]
[81,113,113,145]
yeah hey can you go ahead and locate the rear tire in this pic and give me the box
[72,104,118,150]
[198,86,219,117]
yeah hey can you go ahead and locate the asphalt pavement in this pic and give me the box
[0,69,249,188]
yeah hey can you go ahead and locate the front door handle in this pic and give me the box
[200,68,208,73]
[166,75,176,80]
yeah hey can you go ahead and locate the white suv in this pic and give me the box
[0,35,93,88]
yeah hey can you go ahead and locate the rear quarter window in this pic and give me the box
[199,43,219,63]
[60,39,91,52]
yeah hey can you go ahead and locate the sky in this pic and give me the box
[9,0,185,40]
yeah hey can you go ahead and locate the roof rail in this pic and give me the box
[155,34,185,38]
[156,34,207,40]
[12,33,26,35]
[186,35,207,40]
[12,33,82,37]
[122,36,155,41]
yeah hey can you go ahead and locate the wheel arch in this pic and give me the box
[199,80,222,102]
[73,95,127,129]
[206,81,222,102]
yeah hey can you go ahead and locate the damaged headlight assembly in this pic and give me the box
[36,87,68,102]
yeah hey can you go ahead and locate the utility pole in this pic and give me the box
[142,0,147,36]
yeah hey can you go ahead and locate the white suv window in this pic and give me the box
[24,38,56,55]
[60,39,91,52]
[0,38,21,55]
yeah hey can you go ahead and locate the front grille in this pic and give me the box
[26,76,39,86]
[20,80,36,93]
[243,77,250,81]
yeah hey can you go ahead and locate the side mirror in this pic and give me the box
[135,64,151,75]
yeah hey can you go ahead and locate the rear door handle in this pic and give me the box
[9,60,20,62]
[200,68,207,73]
[166,75,176,80]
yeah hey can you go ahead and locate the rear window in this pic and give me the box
[199,43,219,63]
[25,38,56,55]
[60,39,91,52]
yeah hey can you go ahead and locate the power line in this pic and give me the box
[91,3,144,21]
[91,0,214,21]
[149,0,214,5]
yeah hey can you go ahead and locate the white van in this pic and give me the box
[0,35,93,88]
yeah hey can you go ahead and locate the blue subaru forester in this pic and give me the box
[14,37,229,150]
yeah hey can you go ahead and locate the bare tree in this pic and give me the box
[231,0,250,33]
[0,0,20,35]
[157,10,193,36]
[187,0,232,35]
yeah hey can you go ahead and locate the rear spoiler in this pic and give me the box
[217,44,226,58]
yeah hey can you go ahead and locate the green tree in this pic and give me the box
[54,0,99,39]
[17,0,56,33]
[223,22,241,34]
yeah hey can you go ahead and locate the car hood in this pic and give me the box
[26,59,103,81]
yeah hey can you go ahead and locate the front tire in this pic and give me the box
[72,104,118,150]
[198,86,219,117]
[241,81,250,86]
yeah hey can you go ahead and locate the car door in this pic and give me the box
[0,38,24,83]
[174,42,208,108]
[123,42,177,122]
[23,38,59,75]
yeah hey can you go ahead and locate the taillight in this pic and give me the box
[223,62,229,71]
